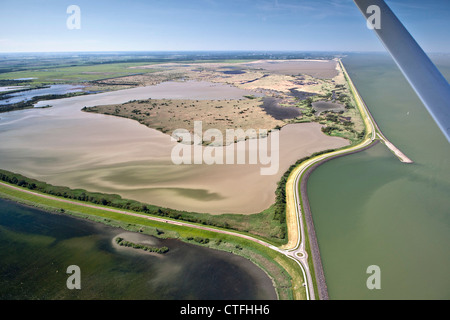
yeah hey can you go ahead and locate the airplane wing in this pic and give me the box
[353,0,450,143]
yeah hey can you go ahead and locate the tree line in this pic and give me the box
[0,169,251,234]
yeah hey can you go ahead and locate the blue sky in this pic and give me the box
[0,0,449,53]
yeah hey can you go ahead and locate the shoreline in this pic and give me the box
[339,60,413,164]
[297,59,412,299]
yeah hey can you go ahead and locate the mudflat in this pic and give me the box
[0,82,349,214]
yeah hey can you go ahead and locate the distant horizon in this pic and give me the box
[1,50,449,55]
[1,0,449,53]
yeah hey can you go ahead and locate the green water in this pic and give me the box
[307,53,450,299]
[0,198,276,300]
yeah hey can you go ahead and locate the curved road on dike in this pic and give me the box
[281,59,412,300]
[0,61,412,301]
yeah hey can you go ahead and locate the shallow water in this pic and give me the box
[312,101,345,115]
[260,97,302,120]
[0,198,277,300]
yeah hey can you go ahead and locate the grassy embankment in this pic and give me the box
[0,169,287,245]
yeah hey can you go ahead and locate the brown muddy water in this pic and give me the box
[0,80,348,214]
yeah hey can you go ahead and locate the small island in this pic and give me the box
[115,236,169,254]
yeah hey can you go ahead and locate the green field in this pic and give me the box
[0,62,159,84]
[0,56,256,85]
